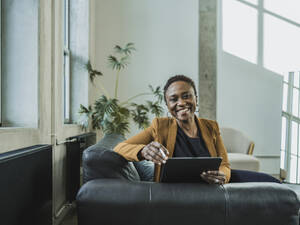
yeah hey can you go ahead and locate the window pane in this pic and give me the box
[1,0,38,127]
[264,0,300,24]
[280,150,285,169]
[292,88,299,116]
[289,155,297,183]
[64,54,70,122]
[291,121,298,155]
[282,83,288,112]
[294,72,299,88]
[64,0,69,47]
[281,117,287,150]
[264,14,300,74]
[69,0,89,122]
[223,0,258,64]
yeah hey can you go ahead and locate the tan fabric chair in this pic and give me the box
[220,127,260,172]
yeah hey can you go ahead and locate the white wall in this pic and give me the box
[93,0,199,138]
[217,52,282,174]
[217,0,283,175]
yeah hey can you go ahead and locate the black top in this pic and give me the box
[173,123,211,157]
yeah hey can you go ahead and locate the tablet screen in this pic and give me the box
[159,157,222,182]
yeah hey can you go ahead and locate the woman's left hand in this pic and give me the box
[200,170,226,185]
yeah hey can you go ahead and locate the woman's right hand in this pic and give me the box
[140,141,169,165]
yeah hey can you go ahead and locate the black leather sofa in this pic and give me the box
[76,137,300,225]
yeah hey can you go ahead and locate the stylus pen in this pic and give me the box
[159,148,167,159]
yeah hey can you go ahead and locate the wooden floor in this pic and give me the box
[61,209,77,225]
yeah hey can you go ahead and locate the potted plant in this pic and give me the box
[78,43,163,142]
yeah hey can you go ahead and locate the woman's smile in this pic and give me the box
[176,107,191,116]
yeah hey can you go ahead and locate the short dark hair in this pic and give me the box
[163,75,197,103]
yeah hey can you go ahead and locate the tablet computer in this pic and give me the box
[159,157,222,183]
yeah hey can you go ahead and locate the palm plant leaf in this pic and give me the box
[149,85,163,103]
[114,43,136,55]
[78,104,92,115]
[94,96,118,118]
[77,104,93,130]
[86,60,103,82]
[123,42,136,55]
[120,56,130,68]
[114,45,123,54]
[130,103,150,129]
[108,55,121,70]
[147,101,164,117]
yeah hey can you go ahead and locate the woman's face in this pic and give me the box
[165,81,197,122]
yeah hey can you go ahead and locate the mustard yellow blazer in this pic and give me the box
[114,117,231,183]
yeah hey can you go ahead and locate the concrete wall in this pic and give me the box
[198,0,217,120]
[92,0,199,138]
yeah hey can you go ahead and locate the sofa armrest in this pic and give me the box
[82,146,140,183]
[224,182,299,225]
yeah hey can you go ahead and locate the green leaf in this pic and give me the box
[148,85,154,92]
[147,101,164,117]
[130,103,150,129]
[149,85,163,103]
[78,104,91,114]
[114,43,136,56]
[123,42,136,55]
[114,45,123,54]
[77,104,93,130]
[120,56,130,67]
[108,55,120,70]
[86,60,103,82]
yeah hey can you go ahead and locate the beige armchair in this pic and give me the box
[220,127,260,172]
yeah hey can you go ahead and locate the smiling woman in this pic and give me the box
[114,75,231,184]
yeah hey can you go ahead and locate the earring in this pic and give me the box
[195,103,199,113]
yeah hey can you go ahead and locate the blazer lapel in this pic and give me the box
[166,118,177,157]
[155,117,178,182]
[197,118,217,157]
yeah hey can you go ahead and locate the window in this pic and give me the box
[0,0,39,128]
[223,0,300,183]
[281,71,300,183]
[64,0,71,123]
[223,0,300,73]
[63,0,89,124]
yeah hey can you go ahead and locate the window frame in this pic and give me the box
[282,71,300,183]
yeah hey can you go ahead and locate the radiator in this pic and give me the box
[0,145,52,225]
[66,132,96,202]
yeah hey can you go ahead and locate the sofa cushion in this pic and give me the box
[228,153,260,171]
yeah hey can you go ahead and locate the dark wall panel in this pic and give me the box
[0,145,52,225]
